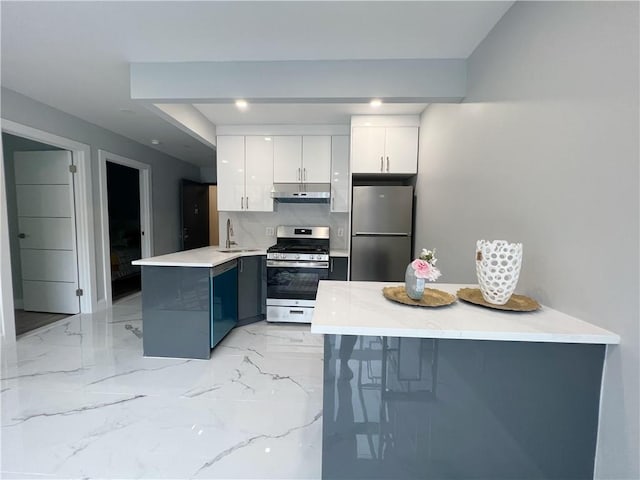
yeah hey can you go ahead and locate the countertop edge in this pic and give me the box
[132,248,267,268]
[309,324,620,345]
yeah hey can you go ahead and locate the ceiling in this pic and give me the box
[0,1,513,166]
[193,103,430,126]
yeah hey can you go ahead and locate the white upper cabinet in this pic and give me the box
[302,136,331,183]
[383,127,419,174]
[217,136,245,212]
[244,136,274,212]
[273,136,302,183]
[351,127,386,174]
[330,135,350,213]
[217,135,274,212]
[351,126,418,174]
[273,135,331,183]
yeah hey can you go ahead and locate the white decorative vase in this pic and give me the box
[475,240,523,305]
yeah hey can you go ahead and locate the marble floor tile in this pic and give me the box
[1,294,323,479]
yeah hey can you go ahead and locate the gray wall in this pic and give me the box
[1,88,201,303]
[2,133,63,303]
[414,2,639,478]
[200,166,217,184]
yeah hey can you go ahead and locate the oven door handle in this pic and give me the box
[267,260,329,268]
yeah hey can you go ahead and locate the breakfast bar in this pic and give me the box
[311,281,620,480]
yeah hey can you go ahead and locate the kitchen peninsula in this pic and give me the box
[311,281,619,479]
[132,246,266,359]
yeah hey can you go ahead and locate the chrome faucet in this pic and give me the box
[225,218,237,249]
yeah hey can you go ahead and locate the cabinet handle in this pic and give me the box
[18,233,26,239]
[298,167,301,181]
[246,196,249,209]
[330,258,334,272]
[380,156,384,172]
[240,258,243,273]
[304,168,307,181]
[386,156,390,172]
[240,197,243,209]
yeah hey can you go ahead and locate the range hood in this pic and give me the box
[271,183,331,203]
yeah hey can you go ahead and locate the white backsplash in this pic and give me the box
[219,203,349,250]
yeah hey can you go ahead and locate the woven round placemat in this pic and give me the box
[457,287,540,312]
[382,286,457,308]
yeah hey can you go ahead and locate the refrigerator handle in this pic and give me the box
[354,232,410,236]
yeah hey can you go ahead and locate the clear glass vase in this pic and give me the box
[405,264,426,300]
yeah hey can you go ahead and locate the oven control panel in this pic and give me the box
[267,252,329,262]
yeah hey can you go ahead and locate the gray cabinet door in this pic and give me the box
[238,256,265,322]
[329,257,348,281]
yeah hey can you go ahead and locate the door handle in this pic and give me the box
[18,233,26,239]
[380,156,384,172]
[386,156,390,172]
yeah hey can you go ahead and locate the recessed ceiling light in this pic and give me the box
[370,99,383,108]
[235,99,248,110]
[150,139,161,145]
[264,137,272,142]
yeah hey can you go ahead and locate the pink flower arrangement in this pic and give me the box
[411,248,441,281]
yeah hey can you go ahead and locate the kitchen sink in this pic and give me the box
[217,248,261,253]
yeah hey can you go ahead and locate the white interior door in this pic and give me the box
[14,151,79,314]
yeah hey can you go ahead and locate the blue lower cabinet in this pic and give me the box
[210,261,238,348]
[141,261,238,359]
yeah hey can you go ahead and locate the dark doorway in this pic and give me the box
[107,162,142,300]
[181,179,209,250]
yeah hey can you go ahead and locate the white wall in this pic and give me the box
[1,88,201,305]
[414,2,639,477]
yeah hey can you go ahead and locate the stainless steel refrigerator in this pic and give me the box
[350,185,414,281]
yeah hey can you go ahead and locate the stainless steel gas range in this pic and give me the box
[266,226,330,323]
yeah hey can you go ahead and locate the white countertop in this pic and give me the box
[132,246,267,268]
[311,281,620,345]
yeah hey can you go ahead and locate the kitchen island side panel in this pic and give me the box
[142,265,211,359]
[322,335,605,479]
